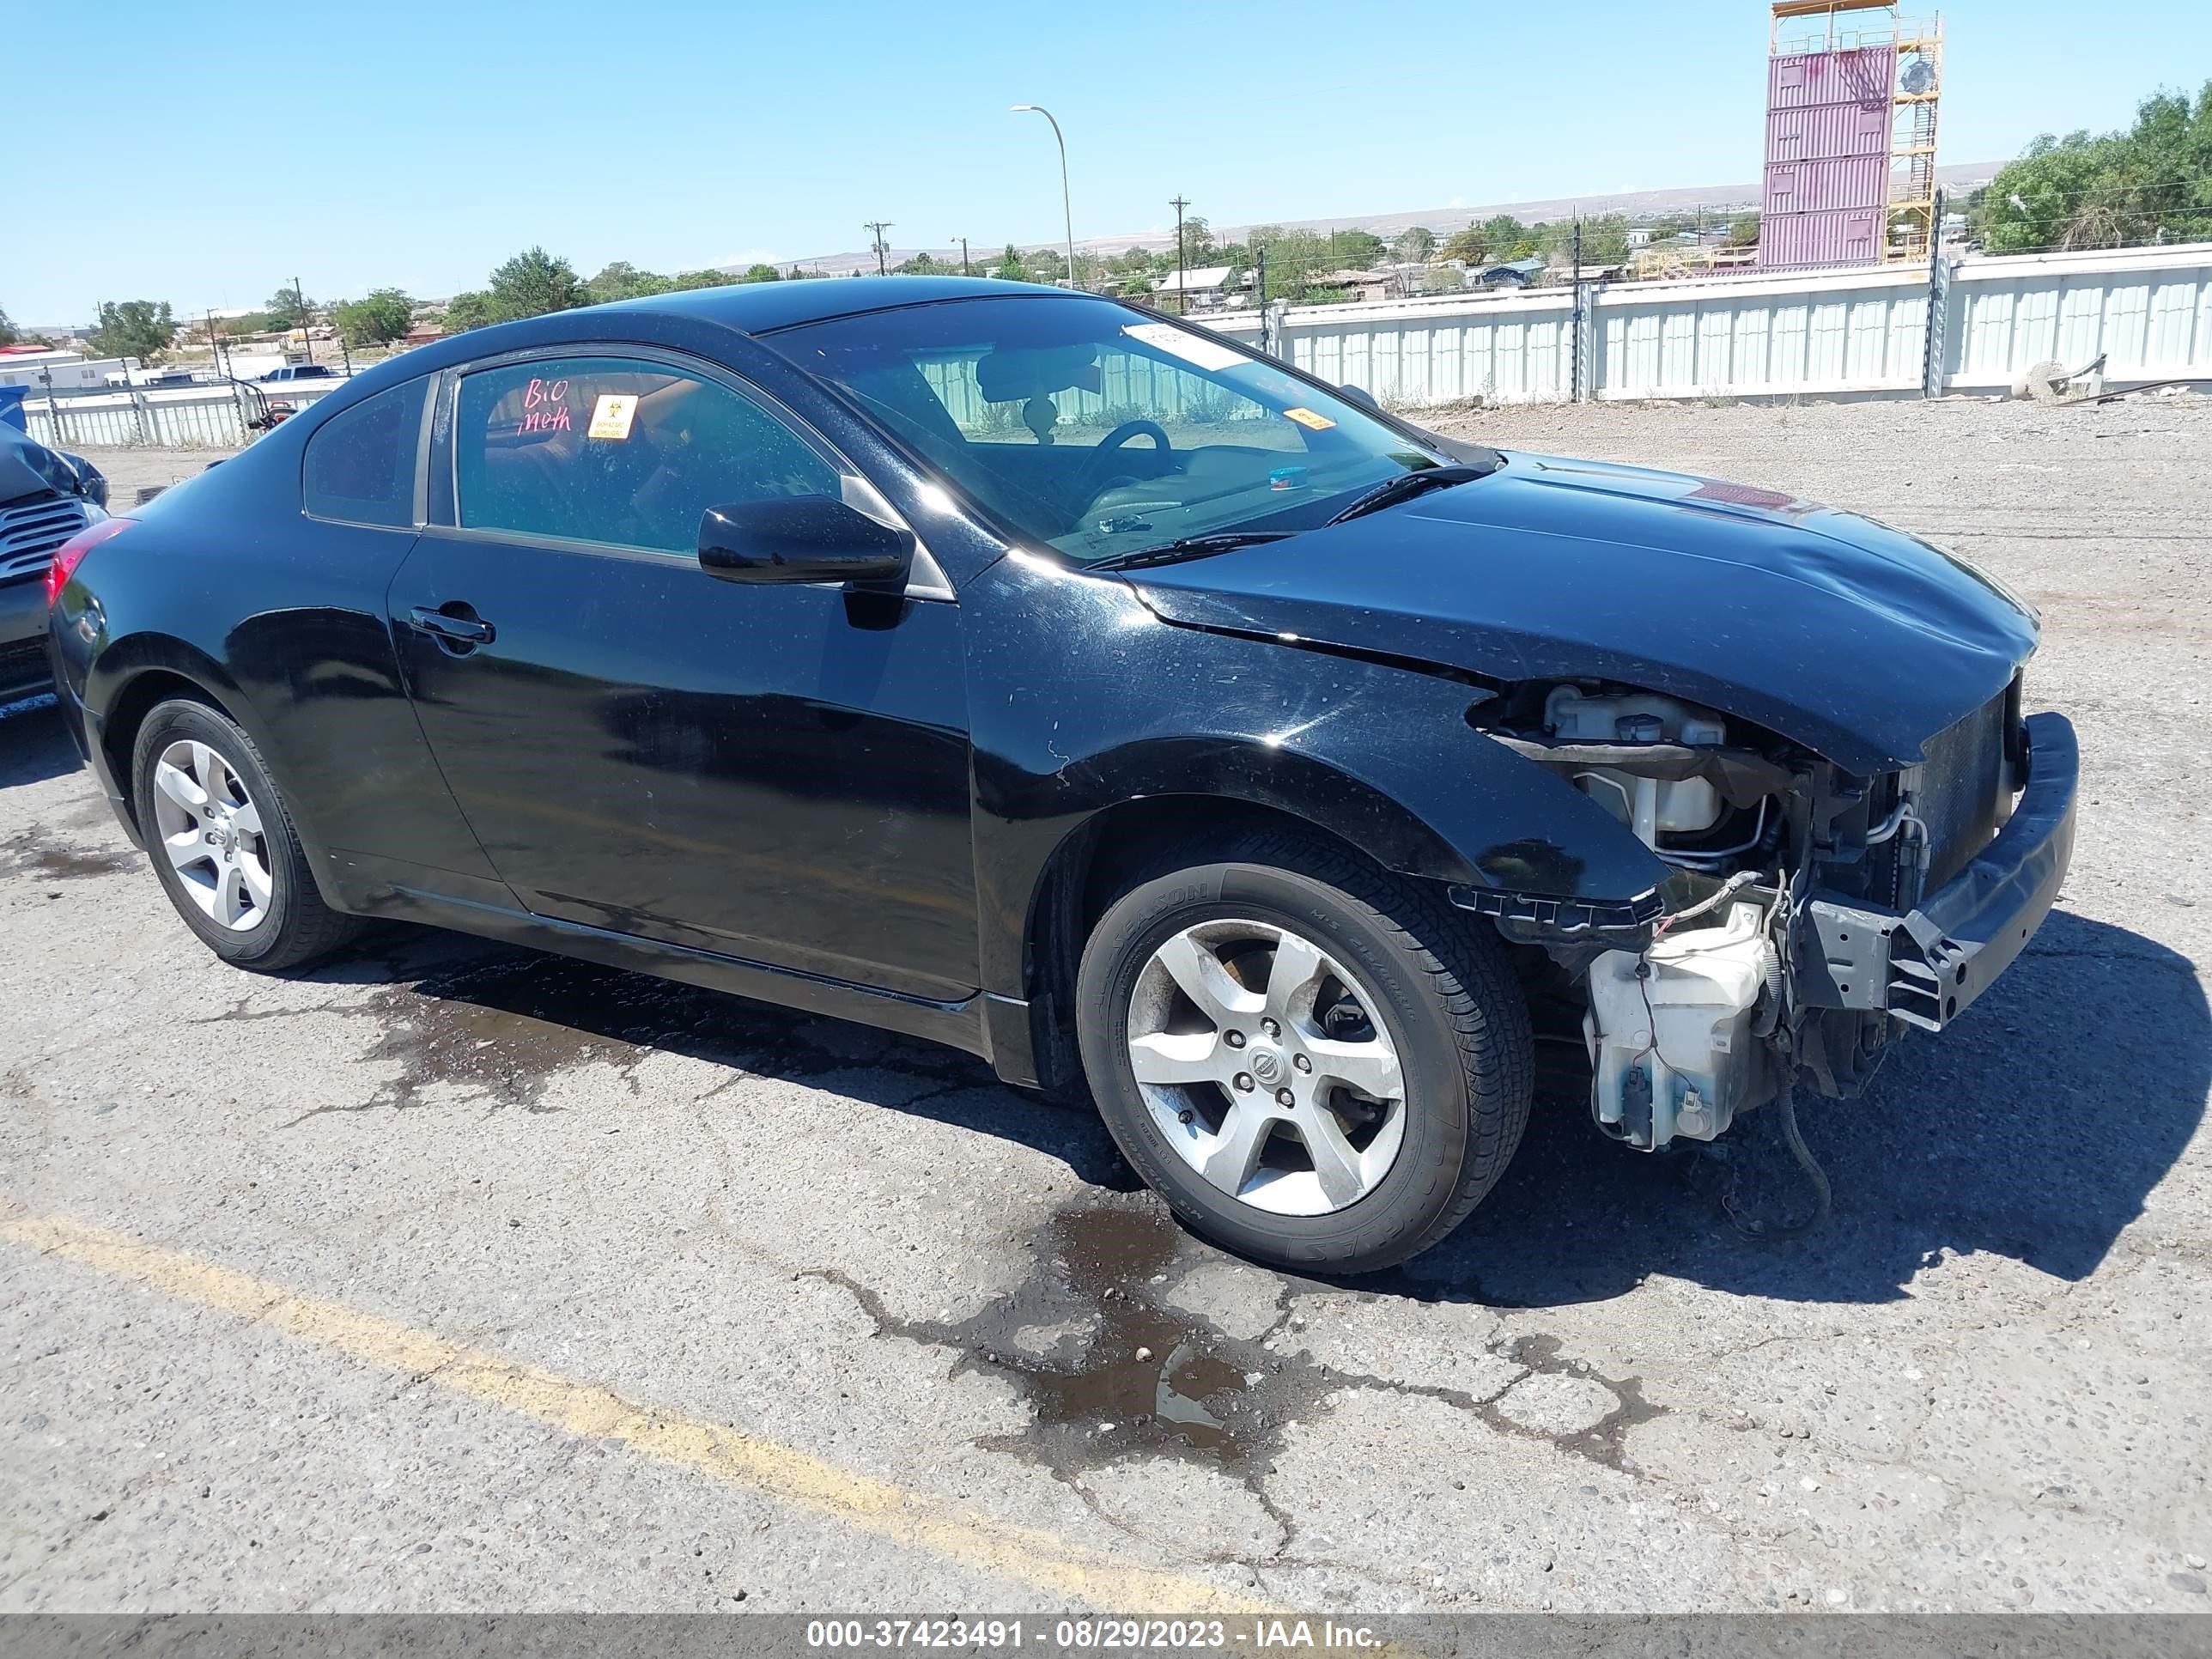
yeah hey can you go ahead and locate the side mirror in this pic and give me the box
[1336,383,1381,412]
[697,495,914,587]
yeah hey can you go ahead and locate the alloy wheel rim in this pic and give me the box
[1125,918,1407,1217]
[149,738,273,932]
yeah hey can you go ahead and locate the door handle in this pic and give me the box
[409,605,495,647]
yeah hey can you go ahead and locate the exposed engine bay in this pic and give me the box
[1473,677,2032,1156]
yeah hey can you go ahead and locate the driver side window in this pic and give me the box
[453,356,839,555]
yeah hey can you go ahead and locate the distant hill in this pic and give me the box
[750,162,2002,277]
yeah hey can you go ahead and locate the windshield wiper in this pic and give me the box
[1324,463,1486,526]
[1089,531,1295,571]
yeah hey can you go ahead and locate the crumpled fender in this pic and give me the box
[966,554,1668,998]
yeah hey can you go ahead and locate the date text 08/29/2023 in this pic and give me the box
[802,1618,1384,1650]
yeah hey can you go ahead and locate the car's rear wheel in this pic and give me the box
[1075,833,1534,1273]
[131,698,362,972]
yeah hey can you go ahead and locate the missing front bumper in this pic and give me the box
[1800,712,2079,1032]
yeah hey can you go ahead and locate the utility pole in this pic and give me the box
[864,222,893,276]
[295,277,311,364]
[1170,195,1190,316]
[954,236,970,276]
[1254,245,1268,351]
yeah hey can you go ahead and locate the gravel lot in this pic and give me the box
[2,398,2207,1613]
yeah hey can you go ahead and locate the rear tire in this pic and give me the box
[131,698,362,973]
[1076,832,1534,1273]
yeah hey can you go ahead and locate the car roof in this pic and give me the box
[313,276,1114,411]
[609,274,1091,336]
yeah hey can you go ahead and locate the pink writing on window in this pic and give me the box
[518,376,573,434]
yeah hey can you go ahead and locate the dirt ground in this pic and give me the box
[2,395,2207,1615]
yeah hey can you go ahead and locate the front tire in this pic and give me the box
[1076,834,1534,1273]
[131,698,362,972]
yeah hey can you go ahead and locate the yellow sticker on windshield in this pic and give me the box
[587,393,638,441]
[1282,406,1336,430]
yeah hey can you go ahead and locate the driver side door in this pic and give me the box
[386,349,978,1001]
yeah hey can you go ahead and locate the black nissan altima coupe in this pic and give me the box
[45,277,2076,1270]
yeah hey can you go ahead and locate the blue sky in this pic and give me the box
[9,0,2208,323]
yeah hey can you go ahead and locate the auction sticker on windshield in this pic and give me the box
[1121,322,1246,373]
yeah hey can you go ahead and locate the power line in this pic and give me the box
[1969,169,2212,205]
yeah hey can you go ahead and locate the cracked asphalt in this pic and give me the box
[2,400,2209,1613]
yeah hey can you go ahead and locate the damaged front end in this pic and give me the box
[1457,678,2079,1153]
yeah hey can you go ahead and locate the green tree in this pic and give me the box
[1978,82,2212,252]
[894,251,943,275]
[331,288,414,348]
[1329,228,1385,268]
[266,285,315,330]
[584,261,673,304]
[1580,215,1632,263]
[1246,226,1340,304]
[1480,215,1534,258]
[1725,212,1761,248]
[486,246,586,319]
[1439,225,1487,265]
[0,304,16,346]
[88,300,177,363]
[738,264,782,283]
[1391,226,1437,264]
[666,270,731,290]
[1188,216,1223,263]
[1525,214,1630,265]
[441,291,497,333]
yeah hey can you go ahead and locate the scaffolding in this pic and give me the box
[1767,2,1944,264]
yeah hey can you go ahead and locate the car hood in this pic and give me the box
[0,429,72,508]
[1126,451,2039,775]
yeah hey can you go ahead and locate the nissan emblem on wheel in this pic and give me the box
[44,277,2075,1272]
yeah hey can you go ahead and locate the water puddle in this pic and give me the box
[817,1202,1665,1492]
[2,830,137,882]
[277,943,994,1122]
[1503,1333,1663,1473]
[812,1205,1321,1480]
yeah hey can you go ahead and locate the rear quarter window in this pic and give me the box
[302,380,424,528]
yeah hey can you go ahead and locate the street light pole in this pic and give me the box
[1011,104,1077,288]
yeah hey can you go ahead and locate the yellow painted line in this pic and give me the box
[0,1207,1264,1614]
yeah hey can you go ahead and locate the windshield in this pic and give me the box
[769,295,1451,564]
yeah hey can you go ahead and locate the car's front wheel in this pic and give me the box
[1076,835,1534,1273]
[130,698,362,972]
